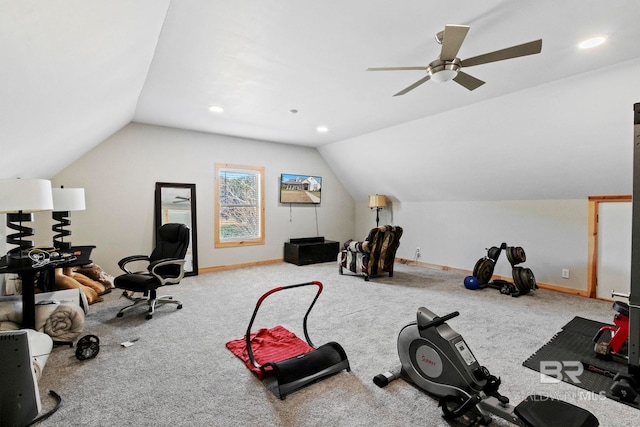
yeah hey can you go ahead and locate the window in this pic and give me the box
[215,163,265,247]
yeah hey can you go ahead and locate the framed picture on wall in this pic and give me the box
[279,174,322,204]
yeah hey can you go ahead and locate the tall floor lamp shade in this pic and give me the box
[368,195,387,227]
[52,187,85,250]
[0,179,53,266]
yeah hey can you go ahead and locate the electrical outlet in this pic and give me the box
[562,269,570,279]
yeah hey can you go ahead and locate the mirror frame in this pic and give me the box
[154,182,198,276]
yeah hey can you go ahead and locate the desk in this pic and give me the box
[0,246,94,329]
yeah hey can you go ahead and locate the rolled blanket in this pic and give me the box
[73,263,115,291]
[0,301,84,340]
[0,300,22,324]
[63,267,107,295]
[34,302,57,330]
[54,268,102,304]
[39,302,85,342]
[0,321,21,331]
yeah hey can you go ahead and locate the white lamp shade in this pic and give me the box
[0,179,53,213]
[368,195,387,208]
[52,188,86,212]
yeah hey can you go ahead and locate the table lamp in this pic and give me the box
[0,179,54,267]
[368,194,387,227]
[52,187,86,250]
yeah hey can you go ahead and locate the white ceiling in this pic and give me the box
[1,0,640,181]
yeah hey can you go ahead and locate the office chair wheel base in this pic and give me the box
[117,312,124,318]
[177,304,183,310]
[146,314,153,320]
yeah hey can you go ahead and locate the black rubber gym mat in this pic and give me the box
[522,316,639,409]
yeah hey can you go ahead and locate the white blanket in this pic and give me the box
[39,302,85,342]
[0,301,22,330]
[0,300,84,341]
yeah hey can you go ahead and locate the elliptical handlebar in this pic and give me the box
[418,311,459,331]
[245,281,323,368]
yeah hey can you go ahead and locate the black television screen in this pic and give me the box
[280,174,322,204]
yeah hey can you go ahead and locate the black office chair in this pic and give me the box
[114,223,190,320]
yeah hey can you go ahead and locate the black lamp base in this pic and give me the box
[52,211,72,250]
[6,249,33,269]
[6,212,34,249]
[372,207,382,227]
[5,212,35,268]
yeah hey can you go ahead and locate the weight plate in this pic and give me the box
[473,258,483,278]
[512,246,526,264]
[473,258,495,285]
[512,267,533,294]
[520,267,536,293]
[506,246,526,266]
[512,267,524,292]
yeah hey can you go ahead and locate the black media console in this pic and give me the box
[284,237,340,266]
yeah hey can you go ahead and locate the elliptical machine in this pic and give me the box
[374,307,599,426]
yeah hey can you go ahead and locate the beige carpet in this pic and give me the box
[35,261,635,426]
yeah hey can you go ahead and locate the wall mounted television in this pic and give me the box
[280,174,322,204]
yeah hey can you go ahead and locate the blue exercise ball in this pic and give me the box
[464,275,480,290]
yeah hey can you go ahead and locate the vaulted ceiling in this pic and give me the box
[2,0,639,191]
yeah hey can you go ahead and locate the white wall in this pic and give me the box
[324,60,640,293]
[8,60,638,294]
[319,58,640,203]
[360,199,588,290]
[43,123,355,275]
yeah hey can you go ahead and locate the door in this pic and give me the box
[596,201,631,300]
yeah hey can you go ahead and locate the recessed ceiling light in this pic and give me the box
[316,126,329,133]
[209,105,224,113]
[289,109,299,114]
[579,36,606,49]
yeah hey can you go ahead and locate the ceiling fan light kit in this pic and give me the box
[428,59,460,82]
[368,24,542,96]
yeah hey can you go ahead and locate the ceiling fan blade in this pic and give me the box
[393,75,432,96]
[440,24,470,61]
[367,66,428,71]
[461,39,542,67]
[453,71,485,91]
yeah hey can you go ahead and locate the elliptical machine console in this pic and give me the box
[374,307,599,427]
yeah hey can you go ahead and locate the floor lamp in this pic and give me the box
[368,195,387,227]
[0,179,53,267]
[52,187,86,250]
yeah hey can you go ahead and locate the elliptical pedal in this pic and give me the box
[514,395,599,427]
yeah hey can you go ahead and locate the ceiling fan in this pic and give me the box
[172,196,191,204]
[367,24,542,96]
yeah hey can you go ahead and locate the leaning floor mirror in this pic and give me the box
[155,182,198,276]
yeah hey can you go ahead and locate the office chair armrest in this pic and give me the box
[117,255,151,274]
[149,258,187,286]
